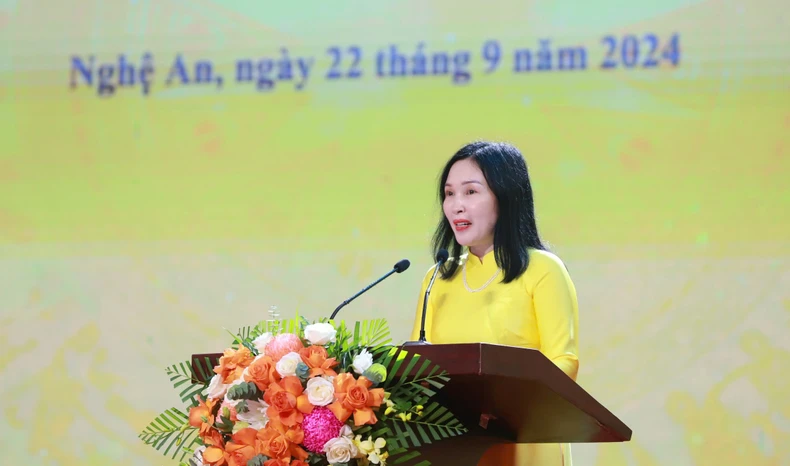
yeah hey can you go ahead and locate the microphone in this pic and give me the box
[329,259,410,320]
[404,249,449,346]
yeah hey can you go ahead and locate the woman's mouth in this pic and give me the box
[453,219,472,232]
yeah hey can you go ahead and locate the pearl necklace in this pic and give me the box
[462,261,501,293]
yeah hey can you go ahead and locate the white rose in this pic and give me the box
[252,332,273,354]
[236,398,270,430]
[207,374,229,400]
[324,436,359,464]
[304,322,337,346]
[305,377,335,406]
[276,352,302,377]
[352,349,373,374]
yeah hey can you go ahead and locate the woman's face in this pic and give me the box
[442,159,498,257]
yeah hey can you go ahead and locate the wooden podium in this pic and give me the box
[392,342,631,464]
[192,342,631,465]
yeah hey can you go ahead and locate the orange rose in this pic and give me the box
[214,346,255,383]
[328,373,385,426]
[289,461,309,466]
[269,435,289,458]
[346,384,372,410]
[256,419,308,461]
[244,355,281,391]
[263,460,289,466]
[225,428,259,466]
[299,345,339,378]
[264,376,313,426]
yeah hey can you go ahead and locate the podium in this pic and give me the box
[191,342,631,465]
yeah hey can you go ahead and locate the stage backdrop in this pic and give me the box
[2,1,789,464]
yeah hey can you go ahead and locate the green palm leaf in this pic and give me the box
[374,347,467,458]
[388,449,430,466]
[191,355,217,385]
[166,361,211,406]
[325,318,392,366]
[377,347,449,397]
[352,318,391,350]
[237,325,253,340]
[393,402,467,449]
[138,408,201,461]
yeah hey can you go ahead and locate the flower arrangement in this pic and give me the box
[139,314,466,466]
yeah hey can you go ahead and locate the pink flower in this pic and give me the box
[219,400,239,422]
[301,407,344,453]
[264,334,305,362]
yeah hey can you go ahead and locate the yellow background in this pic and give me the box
[1,0,789,464]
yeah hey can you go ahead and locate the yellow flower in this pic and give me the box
[355,435,375,455]
[383,396,397,415]
[354,435,388,464]
[369,451,386,465]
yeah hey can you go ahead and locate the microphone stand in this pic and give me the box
[329,268,398,320]
[404,251,448,346]
[328,259,410,321]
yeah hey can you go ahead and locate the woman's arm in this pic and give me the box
[532,252,580,381]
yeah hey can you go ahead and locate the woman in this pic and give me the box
[410,141,579,465]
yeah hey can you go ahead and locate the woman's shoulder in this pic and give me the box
[526,248,570,276]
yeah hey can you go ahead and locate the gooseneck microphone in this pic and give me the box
[329,259,411,320]
[404,249,449,346]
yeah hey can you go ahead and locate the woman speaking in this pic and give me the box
[410,141,580,465]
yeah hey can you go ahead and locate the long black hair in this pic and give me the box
[431,141,548,283]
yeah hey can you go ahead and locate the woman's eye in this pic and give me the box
[445,191,453,196]
[466,189,476,195]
